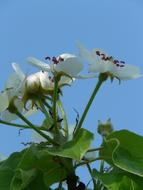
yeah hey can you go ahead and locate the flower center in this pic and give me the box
[96,51,125,67]
[45,56,64,65]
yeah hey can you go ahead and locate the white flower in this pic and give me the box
[77,42,142,80]
[0,63,37,122]
[27,53,83,78]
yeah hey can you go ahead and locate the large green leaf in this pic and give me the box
[100,130,143,177]
[25,172,51,190]
[0,152,23,190]
[37,151,69,186]
[10,169,37,190]
[10,145,38,190]
[42,128,94,161]
[93,169,143,190]
[0,168,14,190]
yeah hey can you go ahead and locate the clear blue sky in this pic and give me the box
[0,0,143,185]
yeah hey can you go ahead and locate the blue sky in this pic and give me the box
[0,0,143,186]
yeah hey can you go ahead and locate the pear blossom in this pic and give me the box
[27,53,83,78]
[77,42,142,80]
[0,63,37,121]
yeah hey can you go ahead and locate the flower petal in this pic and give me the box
[55,56,83,76]
[88,60,109,73]
[110,64,142,80]
[12,63,25,81]
[0,92,9,112]
[27,57,51,72]
[1,110,17,122]
[77,41,96,63]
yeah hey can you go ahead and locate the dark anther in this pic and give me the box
[120,61,125,64]
[96,51,100,56]
[45,56,51,60]
[52,56,59,64]
[76,182,86,190]
[42,70,44,73]
[114,60,119,63]
[21,142,32,146]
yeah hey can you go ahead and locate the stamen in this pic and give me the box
[52,57,59,64]
[45,56,51,60]
[96,51,100,56]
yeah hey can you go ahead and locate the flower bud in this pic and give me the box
[25,74,40,93]
[97,118,114,137]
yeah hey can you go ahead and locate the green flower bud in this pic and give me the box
[97,118,114,137]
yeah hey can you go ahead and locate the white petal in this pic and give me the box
[6,73,21,89]
[59,76,74,86]
[77,41,96,63]
[73,73,98,79]
[38,71,54,90]
[89,60,109,73]
[12,63,25,81]
[110,64,142,80]
[0,92,9,112]
[58,53,76,60]
[1,110,18,122]
[55,57,83,76]
[27,57,51,72]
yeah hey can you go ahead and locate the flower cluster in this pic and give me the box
[0,42,142,122]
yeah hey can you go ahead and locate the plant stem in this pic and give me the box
[42,99,52,110]
[57,100,68,137]
[52,77,59,133]
[75,157,103,168]
[86,163,97,190]
[75,74,107,134]
[15,110,57,145]
[87,147,103,153]
[38,99,52,124]
[0,119,30,129]
[100,160,104,173]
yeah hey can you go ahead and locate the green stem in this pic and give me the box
[0,119,30,129]
[15,110,57,145]
[52,77,59,133]
[75,157,103,168]
[75,74,107,134]
[100,160,104,173]
[87,147,103,153]
[86,163,96,190]
[57,100,68,137]
[42,99,52,110]
[38,99,52,124]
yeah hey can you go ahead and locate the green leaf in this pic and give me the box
[0,168,14,190]
[44,166,67,187]
[37,151,68,186]
[93,168,143,190]
[100,130,143,177]
[0,152,25,190]
[25,172,51,190]
[10,169,37,190]
[42,128,94,161]
[10,145,39,190]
